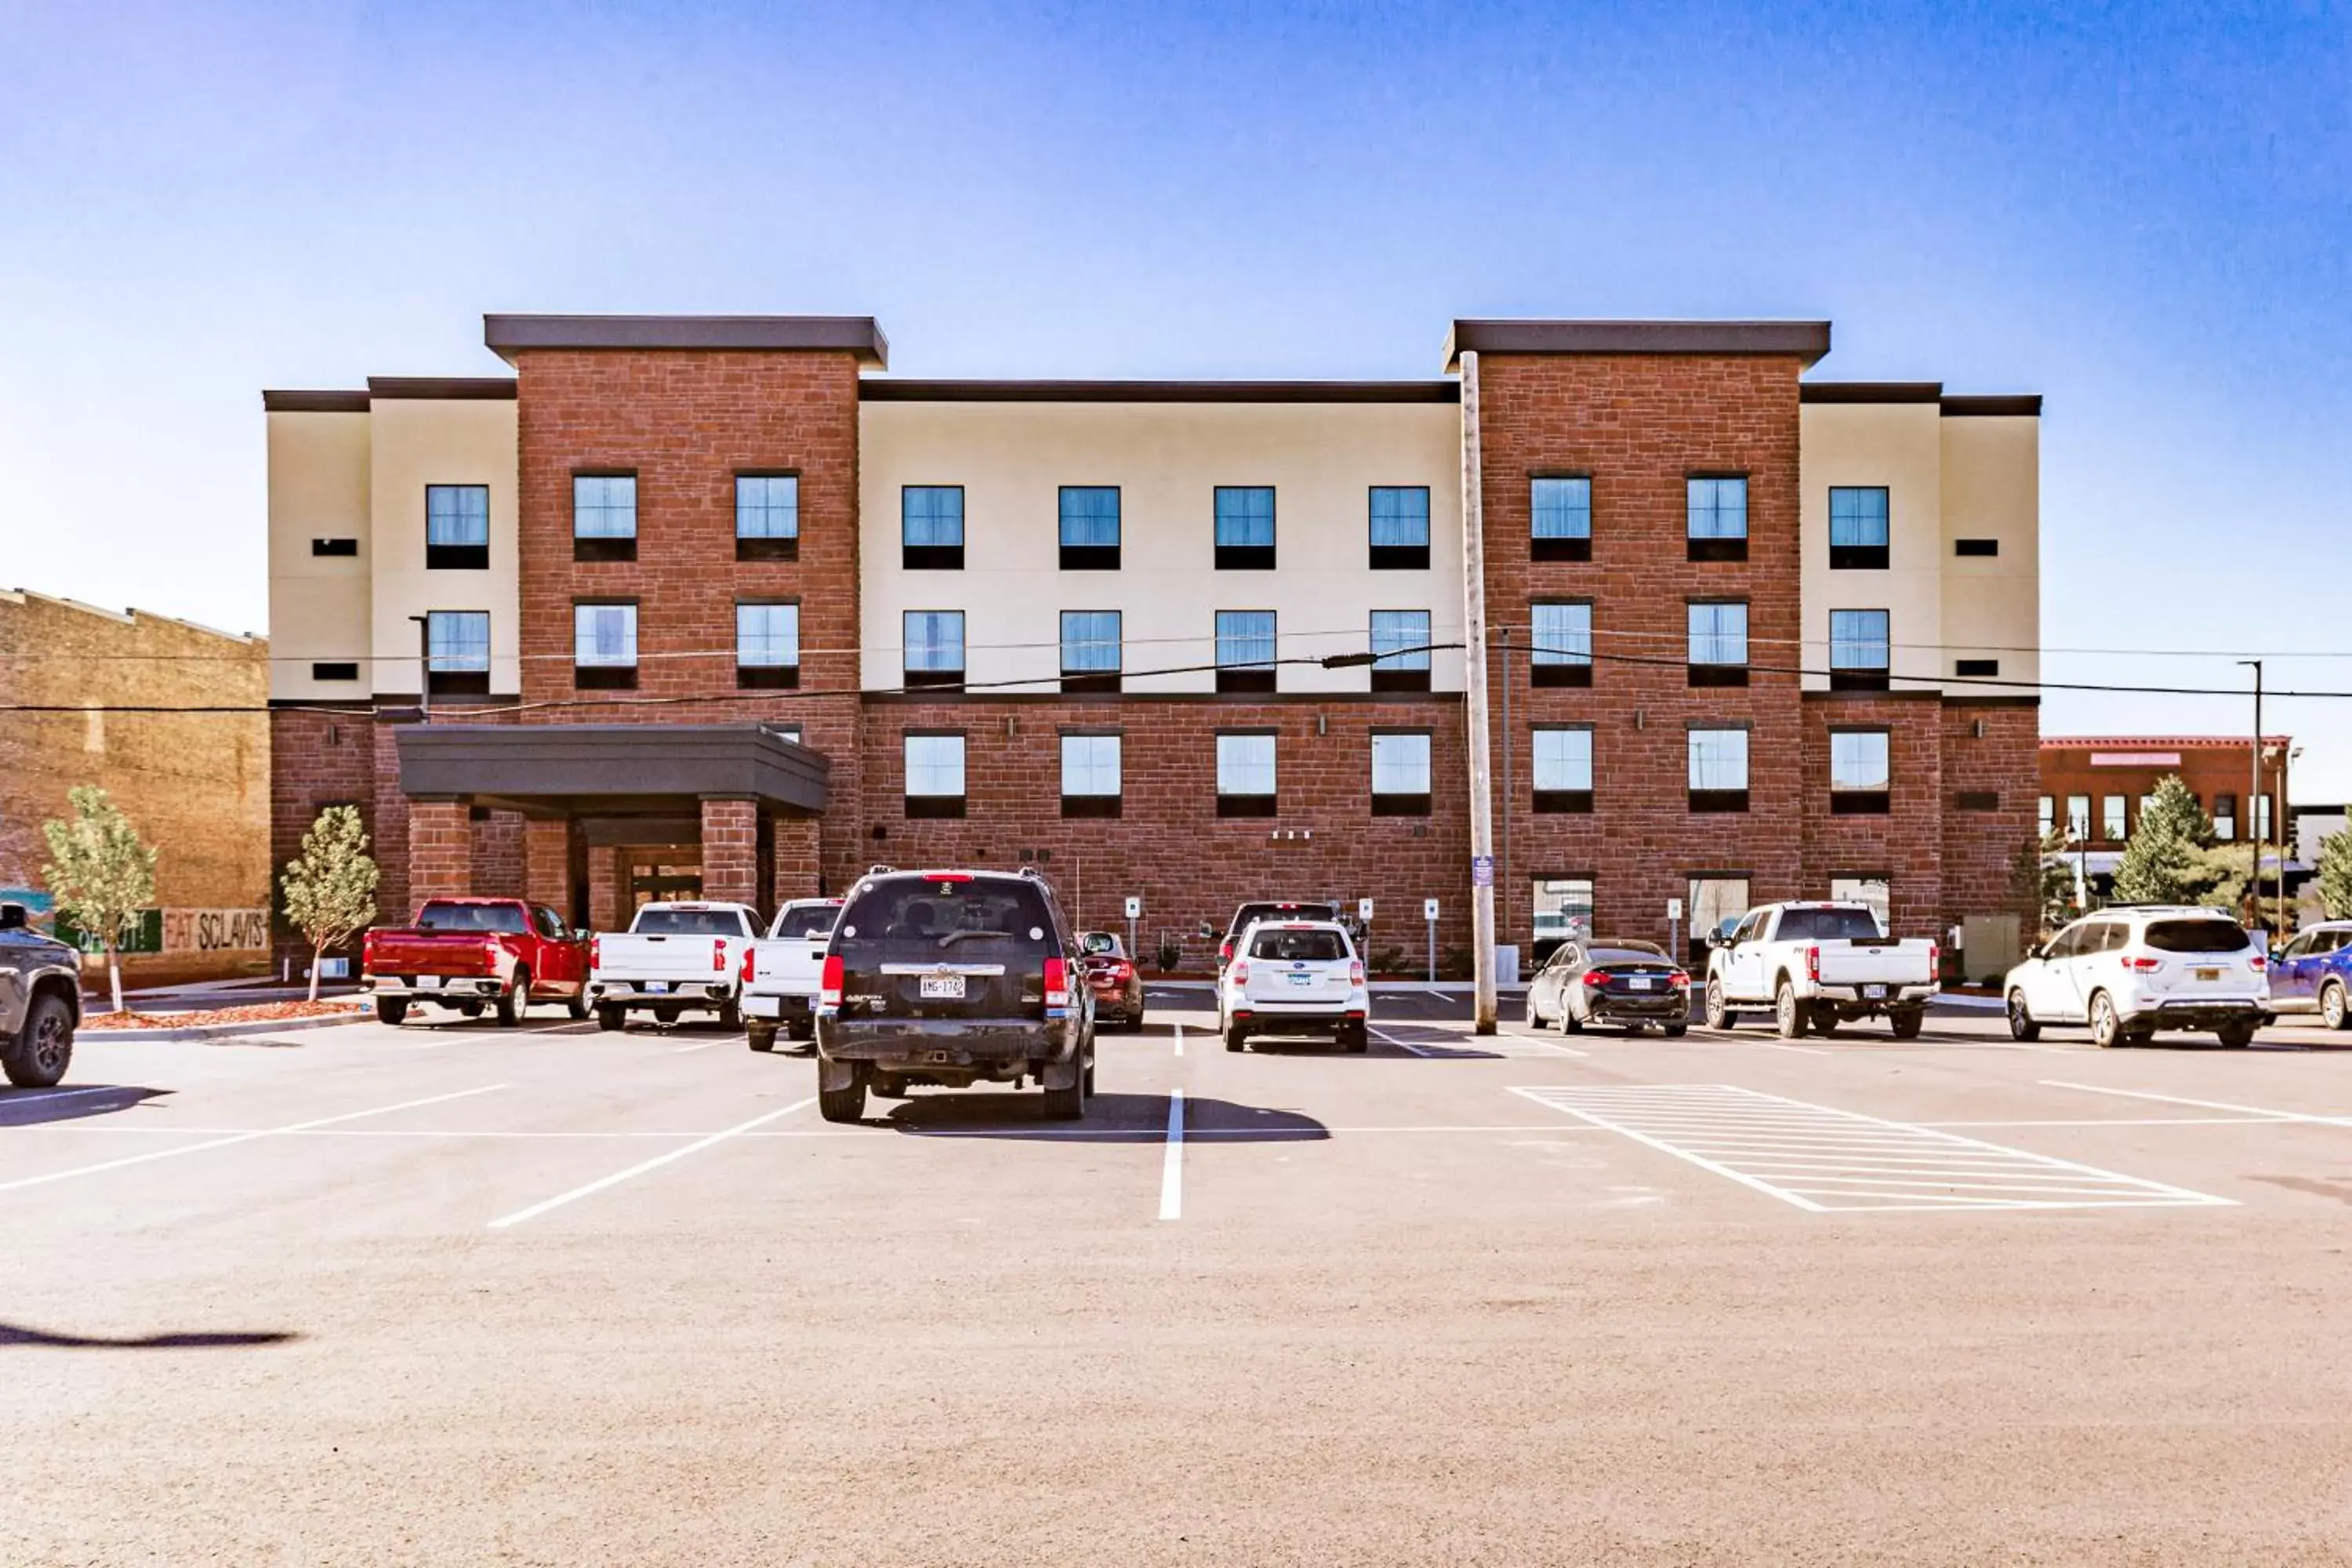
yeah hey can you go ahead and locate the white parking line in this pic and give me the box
[2040,1081,2352,1127]
[669,1037,731,1054]
[0,1083,508,1194]
[1369,1025,1436,1057]
[487,1096,816,1229]
[1159,1090,1185,1221]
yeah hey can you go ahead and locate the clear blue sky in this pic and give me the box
[4,2,2347,790]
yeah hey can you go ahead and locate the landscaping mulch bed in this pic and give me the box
[81,1000,369,1031]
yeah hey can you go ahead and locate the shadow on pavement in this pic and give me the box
[0,1320,299,1350]
[0,1086,170,1127]
[885,1091,1328,1142]
[1348,1023,1503,1060]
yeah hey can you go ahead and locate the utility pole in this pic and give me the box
[2239,659,2262,928]
[1499,624,1512,972]
[2281,745,2299,938]
[1457,349,1497,1033]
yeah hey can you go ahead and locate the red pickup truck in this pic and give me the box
[361,898,590,1027]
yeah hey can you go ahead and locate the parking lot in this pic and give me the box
[11,992,2352,1565]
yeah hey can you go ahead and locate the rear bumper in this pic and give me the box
[589,980,734,1009]
[365,975,506,1002]
[1085,987,1142,1018]
[1229,1004,1366,1033]
[742,991,815,1021]
[2119,999,2272,1030]
[1584,993,1690,1021]
[818,1014,1074,1066]
[1812,982,1936,1006]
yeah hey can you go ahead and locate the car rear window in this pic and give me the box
[633,909,746,937]
[2143,919,2251,954]
[771,906,838,940]
[1249,927,1348,962]
[416,902,528,935]
[1230,902,1338,935]
[837,878,1056,960]
[1777,908,1883,942]
[1588,946,1669,967]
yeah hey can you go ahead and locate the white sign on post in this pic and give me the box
[1358,898,1375,922]
[1667,898,1683,920]
[1423,898,1440,922]
[1123,895,1142,920]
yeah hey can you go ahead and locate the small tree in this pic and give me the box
[40,786,158,1016]
[2318,830,2352,921]
[2015,829,2079,934]
[2111,775,2228,906]
[280,806,379,1003]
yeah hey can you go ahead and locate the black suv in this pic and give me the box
[815,868,1095,1123]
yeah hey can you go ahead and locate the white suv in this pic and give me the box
[1217,920,1370,1054]
[2003,906,2271,1048]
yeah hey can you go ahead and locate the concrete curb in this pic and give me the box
[78,1013,371,1044]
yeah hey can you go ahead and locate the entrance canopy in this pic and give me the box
[396,724,827,818]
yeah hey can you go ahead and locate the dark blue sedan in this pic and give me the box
[2270,921,2352,1030]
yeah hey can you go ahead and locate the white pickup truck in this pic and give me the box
[587,901,763,1032]
[1701,902,1939,1040]
[739,897,843,1054]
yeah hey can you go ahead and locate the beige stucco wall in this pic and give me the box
[366,398,521,697]
[1939,414,2040,691]
[1798,401,1946,691]
[858,400,1465,693]
[265,408,372,702]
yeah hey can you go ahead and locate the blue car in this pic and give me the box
[2269,920,2352,1030]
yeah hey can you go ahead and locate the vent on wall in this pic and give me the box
[311,538,359,557]
[1955,659,1999,677]
[311,662,360,681]
[1953,539,2000,557]
[1953,790,2001,811]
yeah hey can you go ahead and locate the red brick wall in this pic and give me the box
[1948,703,2043,924]
[268,707,382,971]
[699,798,760,905]
[524,819,571,910]
[408,800,472,904]
[2038,742,2283,848]
[472,810,526,898]
[1800,695,1944,938]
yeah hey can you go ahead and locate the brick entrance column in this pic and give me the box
[524,818,571,912]
[700,797,760,907]
[586,845,621,934]
[408,800,473,905]
[771,816,822,902]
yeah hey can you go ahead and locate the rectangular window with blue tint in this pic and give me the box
[1686,477,1748,561]
[425,485,489,570]
[1214,486,1276,569]
[1369,486,1432,569]
[1215,610,1277,694]
[1532,725,1595,814]
[1688,728,1751,812]
[1530,477,1592,561]
[572,474,637,561]
[1060,610,1122,693]
[903,611,965,690]
[572,601,638,691]
[1829,608,1891,691]
[903,733,967,818]
[1060,733,1123,818]
[1369,609,1432,692]
[1828,486,1889,568]
[735,474,799,561]
[424,609,492,695]
[1216,732,1277,816]
[735,601,800,689]
[1830,729,1891,815]
[902,485,965,569]
[1530,600,1593,688]
[1370,731,1433,815]
[1058,486,1120,569]
[1687,601,1750,687]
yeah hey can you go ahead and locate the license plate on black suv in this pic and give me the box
[920,975,965,1000]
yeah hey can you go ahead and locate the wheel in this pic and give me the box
[1775,982,1808,1040]
[2217,1020,2256,1049]
[1342,1022,1369,1053]
[1889,1007,1926,1040]
[1704,977,1733,1030]
[2006,990,2041,1041]
[1528,996,1549,1029]
[375,996,409,1027]
[2,993,75,1088]
[717,999,742,1030]
[1663,1023,1688,1038]
[496,971,530,1028]
[2089,991,2125,1049]
[653,1005,681,1025]
[747,1025,778,1053]
[1042,1061,1087,1120]
[565,989,589,1020]
[2324,981,2350,1033]
[1083,1049,1097,1094]
[817,1062,867,1124]
[1128,1011,1147,1033]
[1224,1023,1248,1053]
[595,1005,626,1032]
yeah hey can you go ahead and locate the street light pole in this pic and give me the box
[1457,349,1497,1033]
[2238,659,2262,927]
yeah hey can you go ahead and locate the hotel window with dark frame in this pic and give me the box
[904,733,967,819]
[902,485,964,570]
[2213,793,2238,842]
[903,610,965,691]
[1058,487,1120,570]
[1370,731,1433,818]
[572,601,639,691]
[1532,726,1594,814]
[735,601,800,690]
[1686,477,1748,562]
[1369,610,1432,693]
[735,474,799,562]
[1828,487,1889,570]
[1060,734,1123,819]
[1687,601,1750,688]
[1216,731,1277,818]
[1829,609,1891,691]
[1531,600,1593,688]
[2103,795,2129,843]
[572,474,637,562]
[425,485,490,571]
[1830,730,1891,815]
[1688,728,1750,814]
[1213,487,1276,570]
[1215,610,1277,694]
[1369,486,1431,570]
[1530,477,1592,562]
[423,610,491,697]
[1060,611,1122,695]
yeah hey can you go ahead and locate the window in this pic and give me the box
[310,661,359,682]
[1688,601,1749,686]
[1687,477,1748,561]
[1369,610,1432,693]
[2038,795,2056,837]
[735,602,800,689]
[423,485,490,570]
[1828,487,1889,570]
[424,610,490,696]
[2213,793,2238,842]
[1533,877,1595,954]
[1060,610,1122,694]
[1531,600,1593,688]
[1532,726,1593,814]
[1216,732,1277,818]
[311,537,358,557]
[1830,609,1891,691]
[1214,486,1276,570]
[1830,730,1889,815]
[1059,734,1122,817]
[1058,486,1120,569]
[1215,610,1277,694]
[1689,877,1751,960]
[1955,538,2000,557]
[572,474,637,561]
[573,602,638,690]
[2102,795,2128,842]
[1830,875,1891,927]
[1689,728,1750,812]
[2257,794,2274,843]
[1369,486,1431,569]
[903,611,965,691]
[902,485,964,570]
[735,474,799,561]
[1956,658,2000,677]
[1531,477,1592,561]
[904,734,967,818]
[1370,731,1432,816]
[2066,794,2092,841]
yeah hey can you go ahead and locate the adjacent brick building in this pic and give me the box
[2039,735,2293,899]
[263,314,2042,975]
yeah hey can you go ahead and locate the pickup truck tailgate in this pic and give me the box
[367,932,498,975]
[1812,941,1935,987]
[750,935,829,994]
[594,934,734,980]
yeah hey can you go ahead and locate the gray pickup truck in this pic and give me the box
[1,902,82,1087]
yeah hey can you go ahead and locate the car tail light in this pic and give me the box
[2124,955,2161,973]
[819,953,844,1007]
[1668,970,1690,989]
[1219,938,1234,965]
[1044,956,1069,1007]
[2250,954,2268,972]
[1231,959,1250,985]
[590,935,601,968]
[1110,960,1133,981]
[713,939,728,973]
[1583,971,1608,986]
[1928,942,1940,976]
[739,945,757,984]
[1350,960,1366,985]
[1806,946,1821,984]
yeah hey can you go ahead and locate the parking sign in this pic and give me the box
[1358,897,1374,922]
[1472,855,1494,888]
[1123,895,1142,920]
[1424,898,1440,922]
